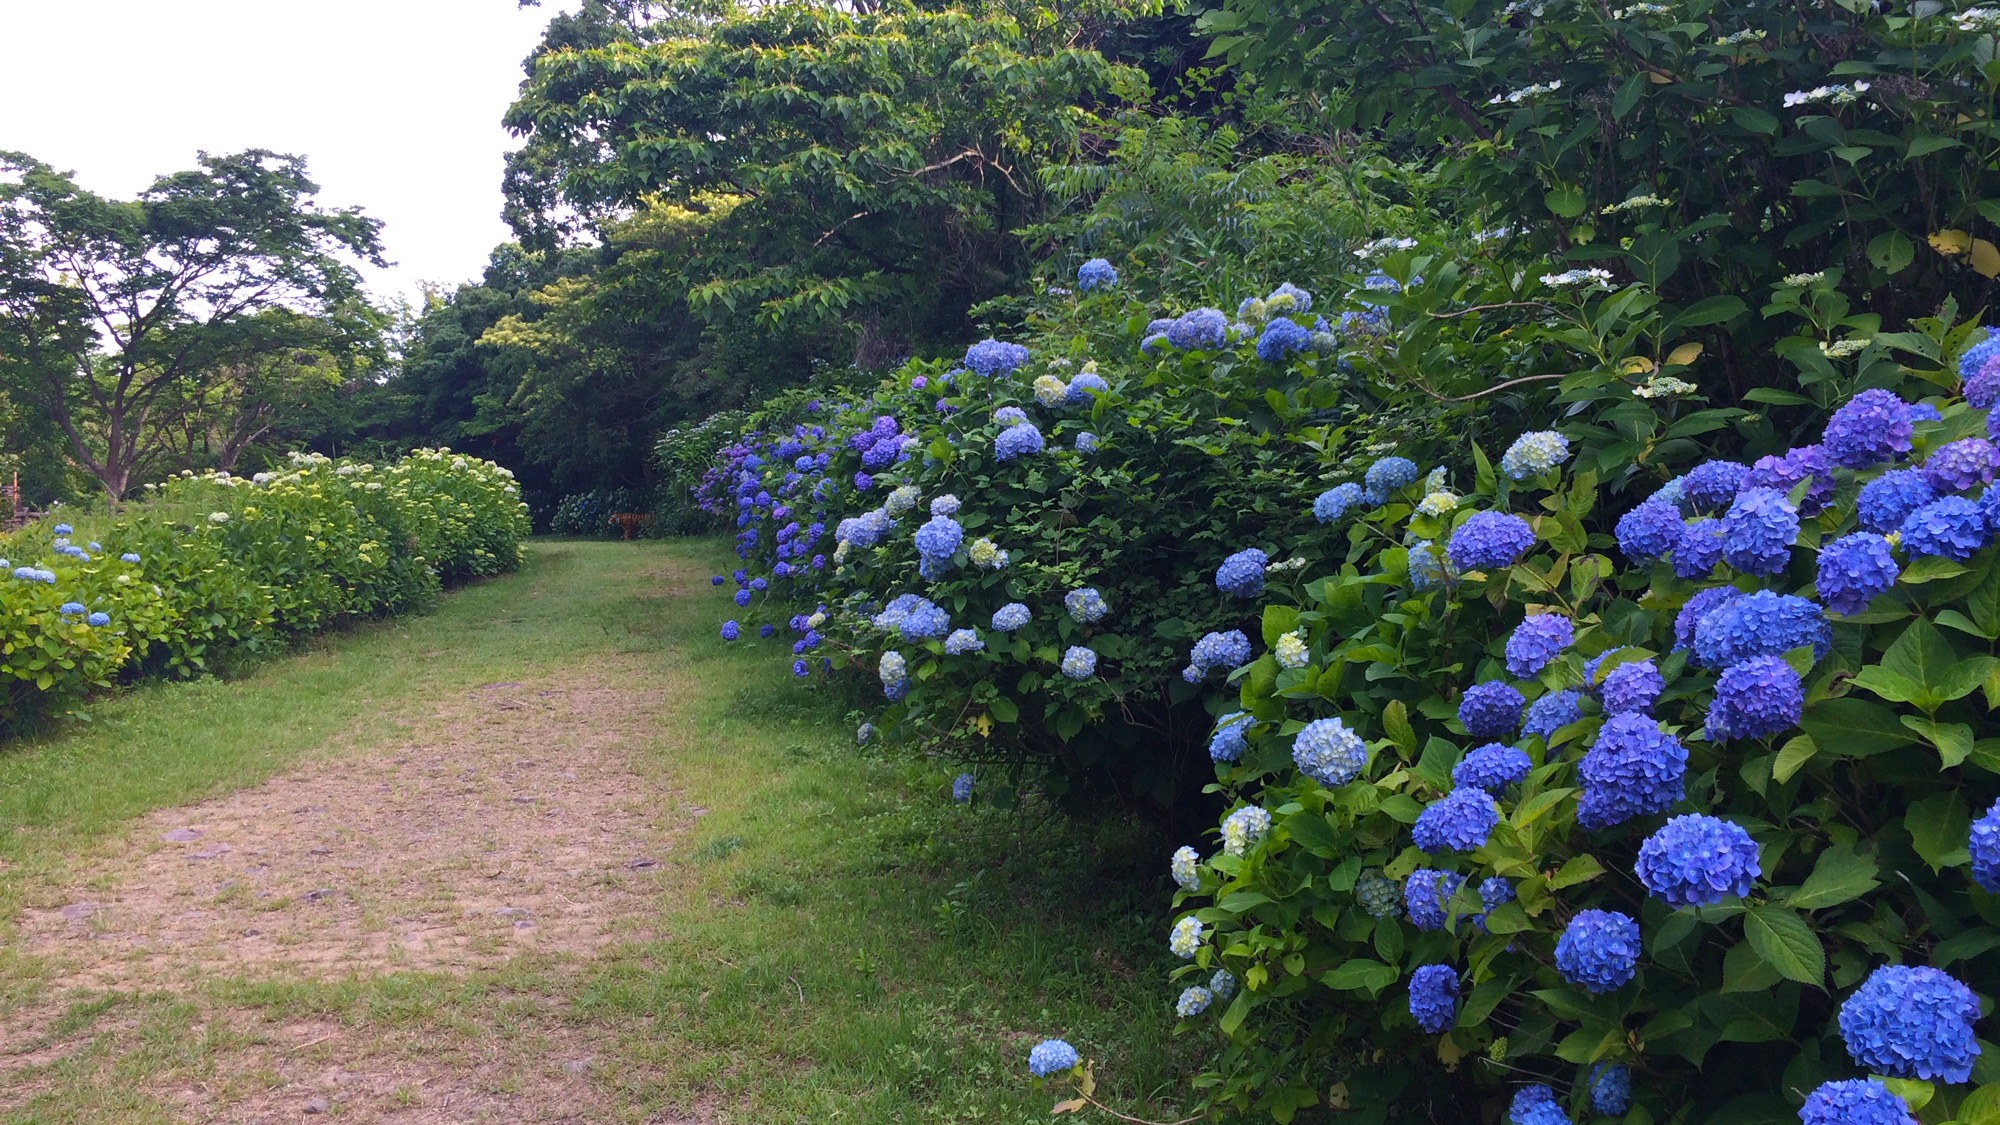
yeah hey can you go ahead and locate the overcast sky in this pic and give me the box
[0,0,576,308]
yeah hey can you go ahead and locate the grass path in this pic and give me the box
[0,540,1191,1124]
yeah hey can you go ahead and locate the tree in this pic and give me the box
[0,150,384,498]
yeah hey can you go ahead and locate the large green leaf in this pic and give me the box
[1320,957,1396,995]
[1743,905,1824,985]
[1786,843,1879,910]
[1799,698,1917,757]
[1908,790,1972,870]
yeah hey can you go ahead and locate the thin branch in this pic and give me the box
[1072,1094,1203,1125]
[1426,300,1565,319]
[1415,372,1569,402]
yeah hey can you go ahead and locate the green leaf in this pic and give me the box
[1612,74,1644,120]
[1723,938,1784,992]
[1877,1078,1933,1111]
[1284,811,1343,858]
[1480,901,1532,935]
[1511,787,1575,827]
[1870,231,1916,275]
[1261,604,1301,648]
[1773,735,1819,783]
[1551,854,1605,889]
[1907,132,1964,159]
[1908,790,1972,870]
[1731,106,1779,134]
[1743,906,1825,984]
[1218,988,1252,1033]
[1932,929,2000,968]
[1849,665,1927,706]
[1545,186,1586,219]
[1668,295,1747,330]
[987,696,1018,723]
[1902,714,1976,767]
[1320,957,1397,994]
[1956,1081,2000,1125]
[1787,843,1879,909]
[1799,698,1918,757]
[1743,387,1814,406]
[1898,556,1971,584]
[1382,699,1418,755]
[1932,654,1998,702]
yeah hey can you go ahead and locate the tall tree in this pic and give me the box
[0,150,383,497]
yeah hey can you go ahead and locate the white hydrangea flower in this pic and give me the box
[1489,79,1563,105]
[1221,805,1272,857]
[1169,916,1204,959]
[1541,267,1615,288]
[208,512,230,524]
[1633,375,1698,399]
[1170,845,1202,890]
[1416,492,1459,517]
[1821,338,1871,358]
[884,486,921,516]
[1782,271,1828,287]
[1033,374,1068,407]
[1176,986,1214,1017]
[1274,631,1311,669]
[1602,194,1668,214]
[1783,81,1871,107]
[1957,7,2000,30]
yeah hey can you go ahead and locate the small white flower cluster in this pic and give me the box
[1957,7,2000,30]
[208,511,230,524]
[1602,194,1668,214]
[1782,270,1829,287]
[1489,79,1562,106]
[1499,0,1547,18]
[1783,81,1870,107]
[1820,338,1871,358]
[1472,226,1519,243]
[1610,2,1669,15]
[1633,374,1697,399]
[1540,267,1615,288]
[1263,556,1309,574]
[1351,236,1418,259]
[1715,28,1762,44]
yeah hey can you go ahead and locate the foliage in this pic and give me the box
[546,487,653,536]
[0,150,385,498]
[1197,0,2000,387]
[0,448,527,725]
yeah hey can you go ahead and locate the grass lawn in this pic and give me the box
[0,539,1199,1123]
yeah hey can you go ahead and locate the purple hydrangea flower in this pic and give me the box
[1404,869,1466,931]
[1823,389,1915,469]
[1667,517,1721,578]
[1682,459,1748,513]
[1452,743,1533,791]
[1742,445,1835,515]
[1407,964,1459,1033]
[1589,1064,1631,1116]
[1189,630,1254,675]
[1858,470,1937,534]
[1447,511,1536,571]
[1925,437,2000,493]
[1555,908,1641,993]
[1521,688,1583,743]
[1838,964,1981,1082]
[1800,1080,1919,1125]
[1969,348,2000,407]
[1616,499,1685,562]
[1692,590,1831,667]
[1413,788,1500,853]
[1817,532,1900,615]
[1900,495,1988,561]
[1459,680,1525,738]
[1636,814,1762,906]
[1577,713,1687,829]
[995,422,1045,461]
[1707,656,1804,740]
[720,620,740,641]
[1505,613,1573,678]
[1077,258,1117,291]
[1509,1085,1567,1125]
[1972,796,2000,894]
[1601,659,1664,715]
[1721,488,1800,575]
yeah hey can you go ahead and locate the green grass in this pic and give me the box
[0,539,1199,1123]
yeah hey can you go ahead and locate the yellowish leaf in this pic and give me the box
[1619,356,1656,375]
[1931,229,1973,255]
[1327,1083,1350,1111]
[1050,1098,1087,1115]
[1972,239,2000,278]
[1646,70,1674,83]
[1439,1034,1466,1071]
[1666,342,1703,367]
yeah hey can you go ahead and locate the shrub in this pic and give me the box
[0,448,527,722]
[546,487,650,536]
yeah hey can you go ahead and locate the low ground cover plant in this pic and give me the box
[0,448,527,724]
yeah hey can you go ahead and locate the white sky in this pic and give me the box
[0,0,577,308]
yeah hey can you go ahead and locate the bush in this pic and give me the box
[546,487,651,536]
[0,448,527,723]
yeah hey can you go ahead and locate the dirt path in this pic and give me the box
[0,548,718,1124]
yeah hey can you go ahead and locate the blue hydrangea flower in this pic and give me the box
[1824,389,1915,468]
[1176,985,1213,1017]
[965,338,1029,377]
[86,612,109,627]
[1140,332,1170,356]
[1857,469,1936,534]
[1817,532,1900,615]
[1452,743,1532,791]
[1636,813,1761,906]
[1555,908,1641,993]
[1673,518,1725,578]
[1720,488,1800,575]
[1190,630,1253,675]
[1650,475,1687,509]
[1500,431,1571,480]
[1404,869,1466,931]
[1028,1038,1079,1077]
[1509,1085,1566,1125]
[995,422,1045,461]
[1577,713,1687,829]
[1170,915,1204,959]
[945,629,984,655]
[952,772,975,802]
[1408,541,1448,590]
[792,659,809,677]
[720,620,740,641]
[1256,317,1313,362]
[1616,499,1684,562]
[1209,968,1237,1000]
[1927,437,2000,492]
[1505,613,1573,678]
[1065,587,1109,623]
[1060,646,1098,679]
[1267,281,1314,313]
[1962,327,2000,381]
[1413,788,1500,853]
[1707,655,1804,739]
[1363,457,1420,502]
[1913,402,1942,422]
[1743,445,1836,515]
[1521,689,1583,744]
[1215,549,1269,597]
[915,516,963,563]
[1971,358,2000,411]
[1800,1080,1919,1125]
[1066,373,1109,403]
[857,723,873,743]
[1407,964,1458,1033]
[1294,717,1369,787]
[58,602,83,616]
[1446,511,1536,571]
[1674,586,1742,651]
[1459,680,1525,738]
[1314,482,1365,523]
[1210,711,1255,762]
[1972,797,2000,894]
[879,649,909,686]
[1077,258,1117,290]
[1692,590,1831,668]
[1900,495,1989,561]
[759,624,776,638]
[733,588,752,607]
[1601,659,1664,715]
[1683,460,1748,514]
[992,603,1031,631]
[1356,870,1402,918]
[1588,1064,1631,1116]
[52,523,71,535]
[1074,432,1099,454]
[120,553,140,564]
[1838,964,1981,1082]
[1167,308,1229,350]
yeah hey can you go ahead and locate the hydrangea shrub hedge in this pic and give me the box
[0,448,527,723]
[705,254,2000,1124]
